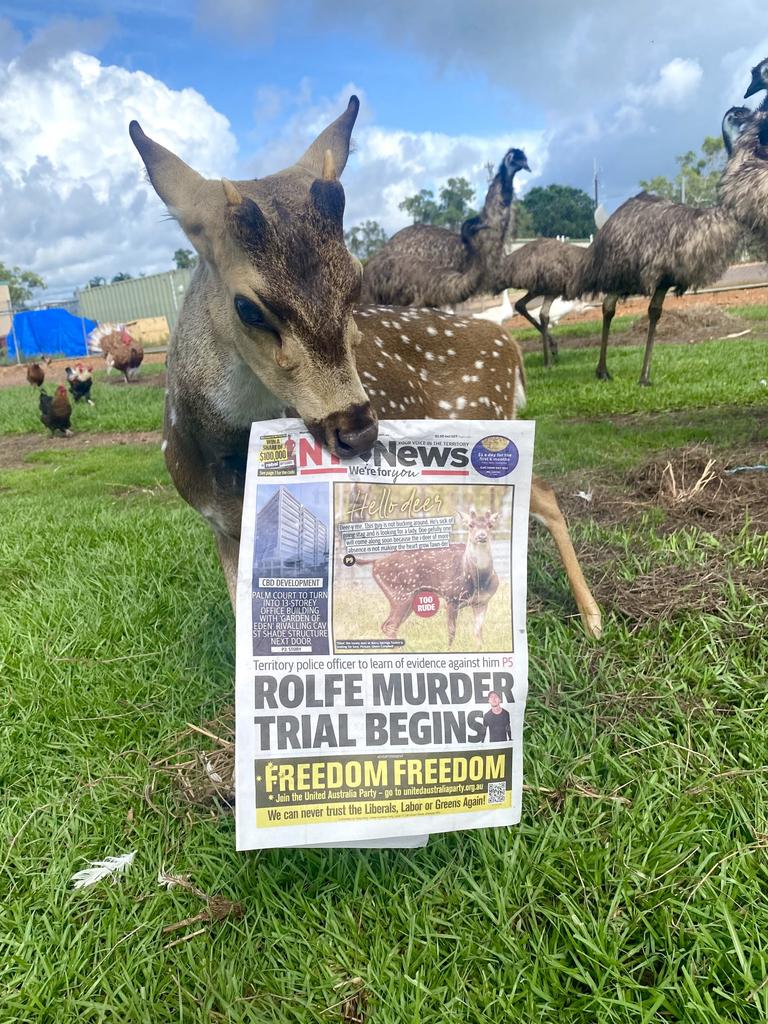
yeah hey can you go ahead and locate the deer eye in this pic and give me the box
[235,296,270,330]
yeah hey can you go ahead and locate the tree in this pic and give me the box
[174,248,198,270]
[88,276,106,288]
[398,176,477,231]
[0,261,46,307]
[521,185,596,238]
[437,177,476,231]
[515,204,536,238]
[639,135,726,207]
[399,188,441,226]
[344,221,388,262]
[111,272,132,283]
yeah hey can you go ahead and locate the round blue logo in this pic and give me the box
[470,435,519,478]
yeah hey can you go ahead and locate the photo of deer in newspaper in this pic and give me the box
[333,484,513,655]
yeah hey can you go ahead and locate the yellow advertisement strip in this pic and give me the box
[257,791,512,827]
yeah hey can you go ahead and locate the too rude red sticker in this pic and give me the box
[413,591,439,617]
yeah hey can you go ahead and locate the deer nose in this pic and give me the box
[337,420,378,455]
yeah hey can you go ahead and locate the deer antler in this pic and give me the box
[322,149,336,182]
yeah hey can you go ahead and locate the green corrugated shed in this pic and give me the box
[77,268,194,330]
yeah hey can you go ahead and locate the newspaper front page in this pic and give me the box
[235,418,534,850]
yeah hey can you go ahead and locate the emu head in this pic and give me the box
[498,148,530,203]
[722,106,754,156]
[744,58,768,99]
[129,96,378,458]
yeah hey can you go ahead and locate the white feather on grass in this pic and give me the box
[71,851,136,889]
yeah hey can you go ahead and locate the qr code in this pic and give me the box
[487,782,507,804]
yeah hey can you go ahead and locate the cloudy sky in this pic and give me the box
[1,1,767,298]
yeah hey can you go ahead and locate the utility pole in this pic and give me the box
[593,159,599,209]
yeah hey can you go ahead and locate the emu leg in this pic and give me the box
[638,285,669,386]
[530,476,602,638]
[215,532,240,612]
[595,293,618,380]
[539,296,557,364]
[514,292,552,367]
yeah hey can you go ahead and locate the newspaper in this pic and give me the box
[235,418,534,850]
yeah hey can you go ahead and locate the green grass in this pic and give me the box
[727,303,768,320]
[0,367,165,436]
[508,314,636,344]
[2,332,768,1022]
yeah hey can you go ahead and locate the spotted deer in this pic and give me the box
[356,506,501,646]
[129,96,601,638]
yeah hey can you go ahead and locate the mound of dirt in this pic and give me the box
[626,444,768,531]
[623,305,751,346]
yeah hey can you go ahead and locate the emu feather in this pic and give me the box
[71,851,136,889]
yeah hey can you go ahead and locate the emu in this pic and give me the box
[720,107,768,243]
[360,148,529,306]
[573,190,745,386]
[129,99,601,637]
[498,239,587,368]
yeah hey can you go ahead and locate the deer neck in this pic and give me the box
[463,539,494,577]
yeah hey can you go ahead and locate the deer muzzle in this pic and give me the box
[308,401,378,458]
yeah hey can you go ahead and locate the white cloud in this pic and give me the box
[0,43,237,296]
[241,82,548,235]
[627,58,703,109]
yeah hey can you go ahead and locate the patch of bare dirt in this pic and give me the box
[0,429,163,470]
[559,441,768,535]
[621,306,750,346]
[585,557,767,622]
[550,443,768,623]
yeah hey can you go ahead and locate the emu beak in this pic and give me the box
[745,74,763,99]
[522,160,531,172]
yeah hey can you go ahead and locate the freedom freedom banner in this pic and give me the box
[235,418,534,849]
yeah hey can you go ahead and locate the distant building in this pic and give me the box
[255,488,328,574]
[77,268,193,331]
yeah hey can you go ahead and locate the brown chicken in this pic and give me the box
[102,328,144,383]
[27,362,45,387]
[39,385,73,436]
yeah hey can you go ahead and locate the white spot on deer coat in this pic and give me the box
[475,360,484,369]
[426,326,438,336]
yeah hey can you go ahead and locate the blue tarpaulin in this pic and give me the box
[7,309,98,361]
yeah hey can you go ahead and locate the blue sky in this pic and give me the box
[0,1,766,296]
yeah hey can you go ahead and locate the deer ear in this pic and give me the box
[129,121,205,213]
[296,95,359,179]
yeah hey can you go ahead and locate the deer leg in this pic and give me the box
[638,285,669,387]
[382,600,413,639]
[473,600,491,644]
[215,532,240,613]
[539,296,557,365]
[446,601,460,648]
[514,291,551,366]
[530,477,602,638]
[595,293,618,381]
